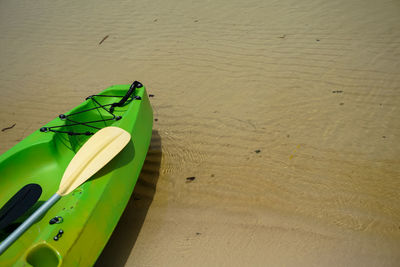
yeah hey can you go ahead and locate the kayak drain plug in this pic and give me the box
[53,229,64,241]
[49,216,63,225]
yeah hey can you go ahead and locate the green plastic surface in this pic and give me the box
[0,84,153,266]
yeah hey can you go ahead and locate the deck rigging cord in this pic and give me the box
[40,81,142,136]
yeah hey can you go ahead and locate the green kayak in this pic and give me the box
[0,81,153,266]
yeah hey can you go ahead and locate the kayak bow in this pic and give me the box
[0,81,153,266]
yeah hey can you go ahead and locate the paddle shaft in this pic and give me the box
[0,193,61,255]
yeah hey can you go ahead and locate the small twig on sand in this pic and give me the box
[99,35,109,45]
[2,123,16,132]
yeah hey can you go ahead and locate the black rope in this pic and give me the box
[59,103,113,117]
[40,81,142,136]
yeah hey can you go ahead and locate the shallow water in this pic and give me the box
[1,0,400,266]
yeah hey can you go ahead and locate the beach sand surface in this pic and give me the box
[1,0,400,266]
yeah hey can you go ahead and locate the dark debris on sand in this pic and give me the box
[2,123,16,132]
[186,177,196,182]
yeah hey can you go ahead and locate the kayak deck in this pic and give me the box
[0,82,153,266]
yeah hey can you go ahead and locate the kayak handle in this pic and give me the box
[113,81,142,108]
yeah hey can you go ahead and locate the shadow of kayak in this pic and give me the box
[94,130,162,267]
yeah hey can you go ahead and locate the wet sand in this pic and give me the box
[1,0,400,266]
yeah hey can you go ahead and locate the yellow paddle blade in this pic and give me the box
[57,127,131,196]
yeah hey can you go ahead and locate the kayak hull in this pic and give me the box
[0,83,153,266]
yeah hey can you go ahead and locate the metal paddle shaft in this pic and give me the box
[0,126,131,255]
[0,193,61,254]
